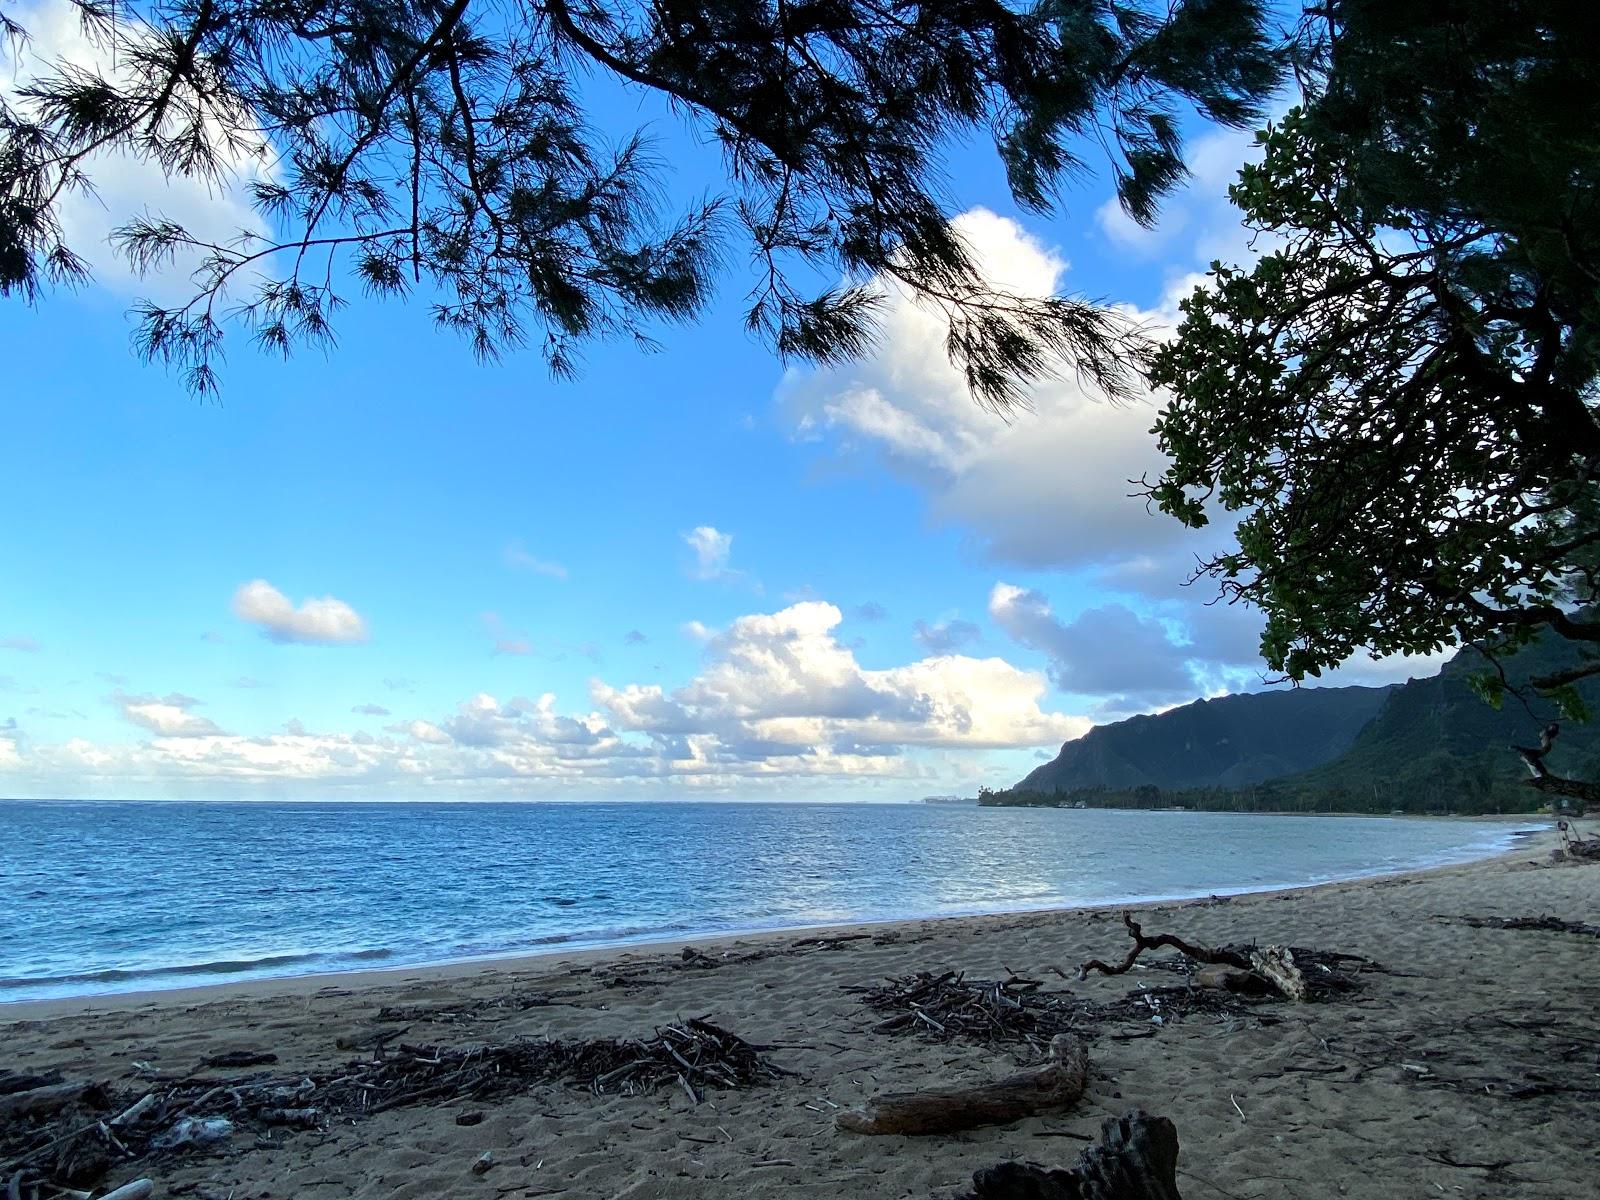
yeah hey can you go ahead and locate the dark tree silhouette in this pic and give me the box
[1145,2,1600,682]
[0,0,1280,396]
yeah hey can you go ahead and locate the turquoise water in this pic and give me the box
[0,800,1539,1002]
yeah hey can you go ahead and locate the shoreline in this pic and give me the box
[3,820,1549,1020]
[2,825,1591,1200]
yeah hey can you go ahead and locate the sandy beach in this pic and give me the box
[4,829,1596,1199]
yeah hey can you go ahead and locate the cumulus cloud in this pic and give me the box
[776,203,1339,708]
[1,636,40,653]
[113,690,225,737]
[0,599,1090,796]
[503,541,569,580]
[781,209,1198,579]
[913,618,981,653]
[233,580,369,645]
[397,719,452,745]
[684,526,737,581]
[593,600,1084,760]
[988,583,1265,714]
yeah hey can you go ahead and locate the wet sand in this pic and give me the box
[4,828,1596,1199]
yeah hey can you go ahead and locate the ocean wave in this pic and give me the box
[0,951,326,991]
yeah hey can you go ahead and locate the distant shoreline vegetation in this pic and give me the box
[977,784,1544,818]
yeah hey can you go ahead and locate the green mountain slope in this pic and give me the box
[997,631,1600,814]
[1015,685,1394,793]
[1284,637,1600,810]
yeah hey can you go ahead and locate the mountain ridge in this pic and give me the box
[1002,633,1600,814]
[1016,684,1394,793]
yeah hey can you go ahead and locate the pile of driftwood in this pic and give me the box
[1552,819,1600,862]
[855,972,1082,1048]
[852,915,1379,1055]
[1077,913,1376,1003]
[0,1020,787,1196]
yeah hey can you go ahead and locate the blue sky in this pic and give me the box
[0,2,1439,800]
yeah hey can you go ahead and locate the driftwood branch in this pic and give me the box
[1078,914,1250,980]
[964,1110,1183,1200]
[1079,915,1311,1002]
[836,1035,1088,1136]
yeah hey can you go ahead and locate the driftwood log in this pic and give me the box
[964,1110,1182,1200]
[1248,947,1307,1002]
[837,1035,1088,1136]
[0,1081,96,1120]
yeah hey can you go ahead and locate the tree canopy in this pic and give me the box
[1144,0,1600,701]
[1,0,1279,398]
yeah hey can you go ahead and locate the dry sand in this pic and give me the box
[4,829,1597,1199]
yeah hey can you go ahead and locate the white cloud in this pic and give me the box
[0,597,1081,796]
[0,581,1446,797]
[778,202,1343,711]
[684,526,737,581]
[233,579,369,645]
[113,690,224,737]
[593,600,1084,757]
[1,0,273,299]
[503,541,569,580]
[782,209,1194,578]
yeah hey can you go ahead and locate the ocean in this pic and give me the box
[0,800,1539,1003]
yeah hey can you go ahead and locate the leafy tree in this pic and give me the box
[1,0,1279,397]
[1145,0,1600,699]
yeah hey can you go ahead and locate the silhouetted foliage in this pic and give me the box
[0,0,1281,397]
[1144,0,1600,704]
